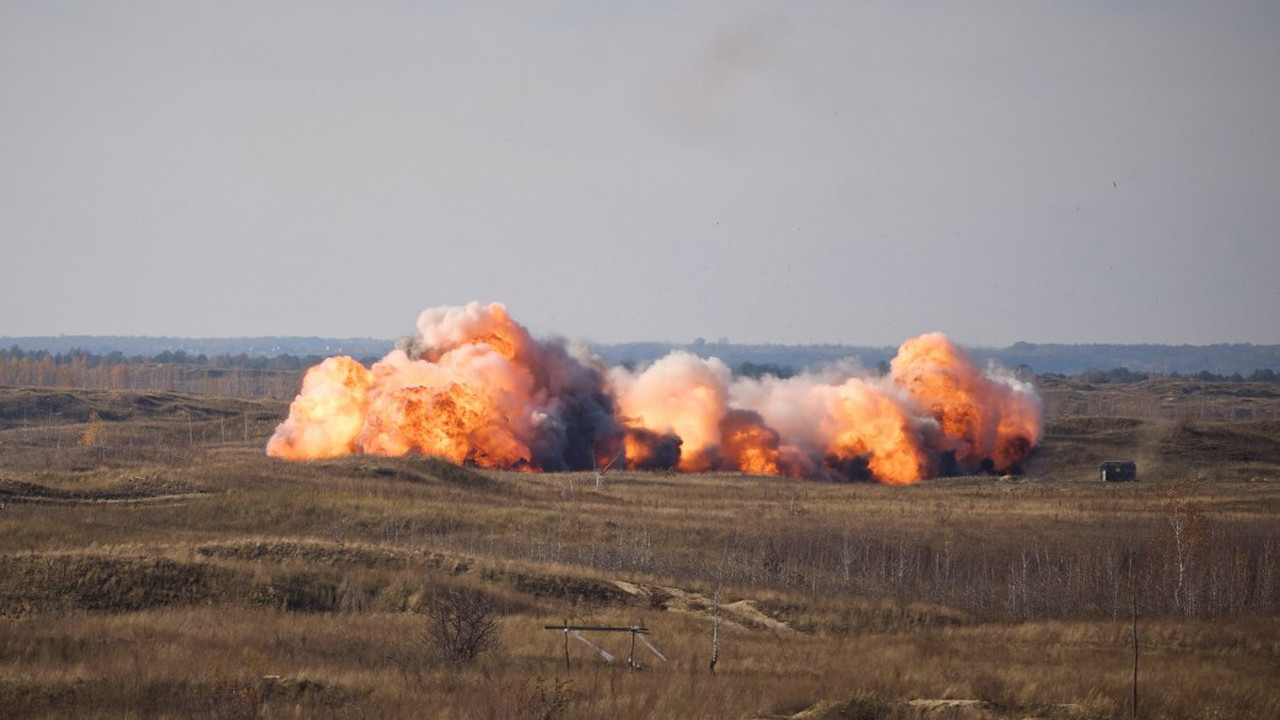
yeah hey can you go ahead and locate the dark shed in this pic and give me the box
[1100,461,1137,482]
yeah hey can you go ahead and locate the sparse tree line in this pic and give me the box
[464,497,1276,624]
[732,362,798,379]
[0,347,361,398]
[1,345,339,369]
[3,346,1277,399]
[1044,366,1280,384]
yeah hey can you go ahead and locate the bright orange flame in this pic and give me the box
[609,352,730,472]
[719,410,781,475]
[824,378,929,485]
[354,344,538,468]
[361,383,532,468]
[622,431,654,468]
[267,303,545,467]
[621,427,681,470]
[267,304,1043,484]
[266,356,372,460]
[891,332,1042,473]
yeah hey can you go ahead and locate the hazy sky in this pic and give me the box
[3,1,1278,347]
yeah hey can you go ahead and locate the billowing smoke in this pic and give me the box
[267,302,1042,484]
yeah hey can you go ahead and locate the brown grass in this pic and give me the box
[1,383,1279,718]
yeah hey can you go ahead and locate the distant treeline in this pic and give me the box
[603,341,1280,377]
[972,341,1280,376]
[733,362,1280,385]
[2,346,386,368]
[0,347,363,399]
[1047,366,1280,384]
[0,335,393,359]
[2,347,325,370]
[3,347,1278,404]
[4,336,1279,375]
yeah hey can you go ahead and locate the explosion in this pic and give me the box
[267,302,1042,484]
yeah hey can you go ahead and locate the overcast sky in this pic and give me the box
[2,1,1277,347]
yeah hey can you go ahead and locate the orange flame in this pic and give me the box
[825,378,929,485]
[891,333,1042,474]
[718,410,781,475]
[266,355,372,460]
[609,351,730,472]
[267,303,1043,484]
[358,345,537,467]
[621,427,682,470]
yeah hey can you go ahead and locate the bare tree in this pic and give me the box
[425,586,503,664]
[1163,477,1206,614]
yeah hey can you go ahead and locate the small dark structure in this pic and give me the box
[1100,461,1138,482]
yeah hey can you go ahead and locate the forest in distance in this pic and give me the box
[4,335,1280,376]
[4,346,1280,434]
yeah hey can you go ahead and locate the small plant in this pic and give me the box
[467,676,574,720]
[515,676,573,720]
[79,411,103,448]
[647,585,671,610]
[189,657,271,720]
[970,670,1011,707]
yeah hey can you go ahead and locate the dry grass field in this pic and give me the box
[1,379,1278,719]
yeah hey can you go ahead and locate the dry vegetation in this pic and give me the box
[1,380,1279,719]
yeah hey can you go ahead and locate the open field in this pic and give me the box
[1,380,1279,719]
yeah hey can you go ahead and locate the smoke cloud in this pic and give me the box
[267,302,1042,484]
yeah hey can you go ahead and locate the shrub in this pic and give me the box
[424,586,503,665]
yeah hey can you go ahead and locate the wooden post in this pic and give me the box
[1130,557,1139,720]
[710,588,720,675]
[545,623,654,670]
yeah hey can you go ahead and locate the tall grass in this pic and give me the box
[2,387,1279,718]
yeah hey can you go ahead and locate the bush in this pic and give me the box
[424,586,503,664]
[256,571,339,613]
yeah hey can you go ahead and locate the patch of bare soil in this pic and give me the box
[613,580,795,633]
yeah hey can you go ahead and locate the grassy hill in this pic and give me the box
[1,382,1278,719]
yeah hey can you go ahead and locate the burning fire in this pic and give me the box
[267,302,1042,484]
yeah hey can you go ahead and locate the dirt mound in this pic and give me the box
[0,475,201,504]
[613,580,795,633]
[0,387,279,429]
[0,553,234,616]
